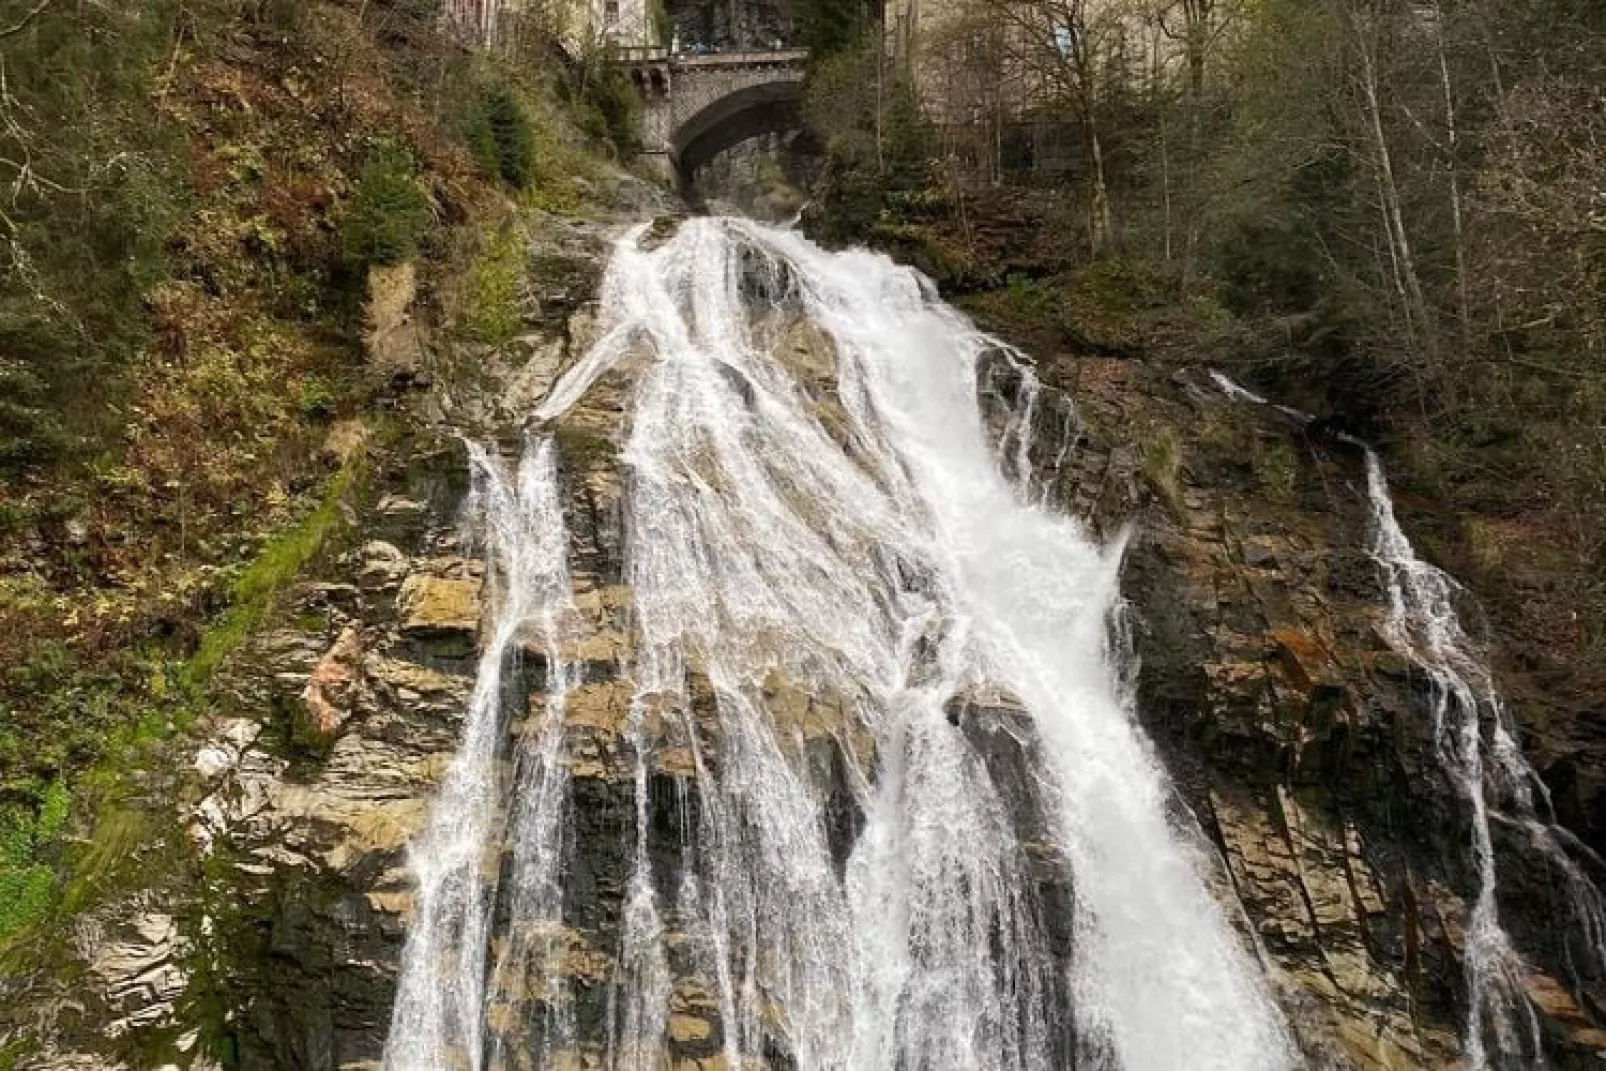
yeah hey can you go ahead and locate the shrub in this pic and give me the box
[464,228,527,345]
[469,86,537,189]
[342,142,430,267]
[0,356,73,467]
[0,781,70,940]
[575,62,640,157]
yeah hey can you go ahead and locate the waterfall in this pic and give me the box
[1356,447,1606,1068]
[1208,370,1606,1068]
[384,440,577,1070]
[384,220,1295,1069]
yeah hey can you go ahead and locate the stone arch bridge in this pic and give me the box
[617,48,809,184]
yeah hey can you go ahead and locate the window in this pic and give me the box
[605,0,618,22]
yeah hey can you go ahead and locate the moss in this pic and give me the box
[1196,405,1255,463]
[1253,438,1300,504]
[1062,260,1163,353]
[556,427,618,471]
[990,275,1065,332]
[0,1037,40,1069]
[521,178,584,218]
[0,782,68,939]
[528,253,601,297]
[0,795,166,962]
[58,807,159,918]
[184,447,364,689]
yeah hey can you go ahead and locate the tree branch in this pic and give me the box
[0,0,51,41]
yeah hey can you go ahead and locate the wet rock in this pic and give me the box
[33,210,1606,1071]
[1044,355,1606,1066]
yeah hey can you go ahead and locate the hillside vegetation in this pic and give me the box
[0,0,635,955]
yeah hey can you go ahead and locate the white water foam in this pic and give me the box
[385,218,1296,1069]
[384,439,577,1071]
[1357,446,1606,1068]
[533,217,1294,1069]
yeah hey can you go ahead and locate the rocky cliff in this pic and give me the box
[6,202,1606,1071]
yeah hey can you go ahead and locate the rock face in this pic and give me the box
[363,261,426,380]
[395,570,483,636]
[1009,356,1606,1067]
[10,216,1606,1069]
[85,911,188,1043]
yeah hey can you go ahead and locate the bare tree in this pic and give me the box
[970,0,1119,249]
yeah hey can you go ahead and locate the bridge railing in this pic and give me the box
[610,44,809,64]
[611,44,672,62]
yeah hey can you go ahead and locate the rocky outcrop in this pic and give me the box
[300,628,365,743]
[11,208,1606,1070]
[363,262,426,381]
[84,911,188,1044]
[1005,355,1606,1067]
[395,570,483,637]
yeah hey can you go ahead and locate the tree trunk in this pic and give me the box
[1354,8,1433,359]
[1434,1,1472,353]
[1088,119,1113,252]
[1180,0,1211,283]
[1149,17,1172,264]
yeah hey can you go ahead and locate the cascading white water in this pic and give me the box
[384,220,1296,1069]
[1207,369,1606,1068]
[1356,446,1606,1068]
[384,439,578,1071]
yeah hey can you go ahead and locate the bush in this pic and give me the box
[464,228,527,345]
[0,355,73,467]
[0,781,70,940]
[574,61,640,157]
[342,142,430,267]
[469,87,537,189]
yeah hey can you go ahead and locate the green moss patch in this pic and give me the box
[0,782,70,939]
[185,448,365,689]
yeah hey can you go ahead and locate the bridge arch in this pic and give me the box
[671,79,804,179]
[624,49,809,185]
